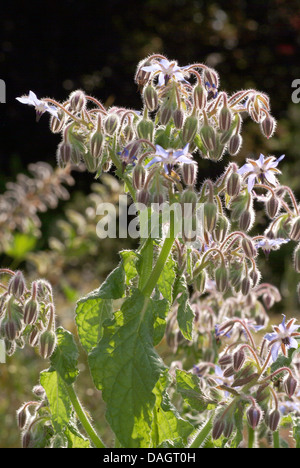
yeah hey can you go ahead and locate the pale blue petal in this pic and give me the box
[271,342,281,362]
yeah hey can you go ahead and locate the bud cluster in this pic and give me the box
[0,270,56,360]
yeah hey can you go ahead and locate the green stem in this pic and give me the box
[65,384,106,448]
[248,426,255,448]
[188,414,214,448]
[273,430,280,448]
[142,211,175,298]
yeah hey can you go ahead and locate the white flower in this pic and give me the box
[16,91,59,121]
[238,153,285,192]
[142,58,188,86]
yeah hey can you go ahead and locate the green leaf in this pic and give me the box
[97,263,126,299]
[157,255,176,303]
[137,238,153,290]
[176,369,215,412]
[50,327,79,385]
[120,250,139,285]
[40,369,72,432]
[64,423,91,448]
[173,276,194,341]
[150,297,169,346]
[76,292,113,353]
[88,289,166,448]
[151,370,193,447]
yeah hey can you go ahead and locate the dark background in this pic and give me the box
[1,0,300,187]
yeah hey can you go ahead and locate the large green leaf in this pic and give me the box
[151,370,193,447]
[40,369,71,432]
[88,289,166,448]
[76,293,113,353]
[50,327,79,385]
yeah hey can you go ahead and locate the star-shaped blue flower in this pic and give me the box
[146,144,193,174]
[238,153,285,193]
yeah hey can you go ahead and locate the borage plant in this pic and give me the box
[2,54,300,448]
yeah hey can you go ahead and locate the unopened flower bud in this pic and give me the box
[50,109,66,134]
[132,164,146,190]
[104,113,119,135]
[28,327,40,347]
[200,124,217,152]
[143,85,158,111]
[90,130,104,159]
[239,210,253,232]
[212,418,225,440]
[265,194,279,218]
[246,404,262,429]
[223,420,234,438]
[5,299,23,341]
[289,216,300,241]
[230,262,243,291]
[182,115,198,143]
[218,354,233,366]
[8,271,26,299]
[135,59,152,88]
[56,141,72,168]
[203,68,219,93]
[233,348,246,371]
[268,409,280,432]
[284,374,297,398]
[241,237,256,259]
[228,134,242,156]
[24,298,39,326]
[193,270,206,295]
[249,268,260,287]
[159,105,173,126]
[17,405,30,430]
[215,264,229,293]
[137,189,150,207]
[260,114,276,139]
[83,151,100,173]
[219,106,232,132]
[226,171,241,197]
[193,84,207,110]
[39,330,56,359]
[181,189,197,216]
[173,108,184,129]
[22,430,32,448]
[69,90,86,113]
[137,118,154,141]
[223,366,235,378]
[213,215,229,243]
[182,162,197,186]
[204,202,217,233]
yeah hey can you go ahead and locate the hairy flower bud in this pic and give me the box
[104,113,119,135]
[56,141,72,168]
[219,105,232,132]
[4,298,23,341]
[182,115,198,143]
[39,330,56,359]
[132,164,146,190]
[260,114,276,139]
[181,189,198,216]
[203,68,219,94]
[69,90,86,113]
[212,418,225,440]
[294,245,300,273]
[266,195,280,219]
[213,215,229,243]
[159,105,173,126]
[22,430,32,448]
[193,270,206,295]
[17,405,30,430]
[241,237,256,259]
[268,409,280,432]
[246,404,262,429]
[143,84,159,111]
[284,374,297,398]
[289,216,300,242]
[215,264,229,293]
[90,130,104,159]
[28,327,40,347]
[226,171,241,197]
[173,108,184,129]
[228,134,242,156]
[239,210,253,232]
[200,124,217,152]
[137,118,154,141]
[233,348,246,371]
[8,271,26,299]
[193,84,207,110]
[182,162,197,186]
[24,298,39,326]
[203,202,217,233]
[136,189,150,207]
[50,109,66,134]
